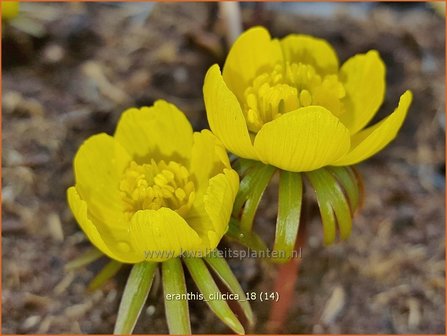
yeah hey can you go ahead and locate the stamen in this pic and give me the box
[299,90,312,107]
[243,62,347,133]
[120,160,195,217]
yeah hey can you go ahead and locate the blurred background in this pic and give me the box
[2,2,445,334]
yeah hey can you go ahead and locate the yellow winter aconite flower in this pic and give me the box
[67,100,239,263]
[2,1,19,20]
[204,26,413,172]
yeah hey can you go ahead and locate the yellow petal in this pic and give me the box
[129,208,202,262]
[114,100,193,164]
[333,91,412,166]
[280,34,339,74]
[222,26,283,101]
[74,133,131,232]
[187,169,239,250]
[204,64,258,160]
[67,187,143,264]
[190,130,232,197]
[204,168,239,242]
[2,2,19,20]
[338,50,386,134]
[254,106,351,172]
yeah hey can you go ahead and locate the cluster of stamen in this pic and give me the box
[120,159,195,217]
[243,62,346,133]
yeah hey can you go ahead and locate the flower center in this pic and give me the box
[243,62,346,133]
[120,159,195,217]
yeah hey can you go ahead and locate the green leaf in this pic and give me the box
[233,158,257,176]
[65,247,103,270]
[183,257,245,335]
[306,171,336,244]
[114,262,157,335]
[233,162,276,232]
[162,258,191,334]
[226,217,268,252]
[306,169,352,244]
[232,163,260,217]
[204,251,254,326]
[327,166,360,212]
[273,171,302,263]
[88,259,122,291]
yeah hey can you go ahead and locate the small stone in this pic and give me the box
[146,305,156,316]
[320,286,346,325]
[22,315,40,330]
[48,212,64,242]
[42,43,65,64]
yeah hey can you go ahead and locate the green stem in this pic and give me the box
[183,257,245,335]
[306,168,352,244]
[114,262,157,335]
[233,158,257,176]
[233,163,275,232]
[273,171,302,263]
[226,217,268,252]
[162,258,191,334]
[65,247,103,270]
[327,166,360,213]
[204,251,254,326]
[88,259,122,291]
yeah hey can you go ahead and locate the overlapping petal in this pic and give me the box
[187,131,239,253]
[203,169,239,243]
[73,133,130,232]
[67,187,142,264]
[129,208,202,262]
[114,100,193,164]
[280,34,339,74]
[204,64,258,160]
[334,91,412,166]
[222,26,283,101]
[253,106,351,172]
[338,50,386,134]
[190,129,231,197]
[186,169,239,252]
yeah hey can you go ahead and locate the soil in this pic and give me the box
[2,2,445,334]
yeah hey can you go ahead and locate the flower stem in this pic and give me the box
[204,251,254,326]
[183,257,245,334]
[326,166,360,213]
[226,217,268,252]
[65,247,103,271]
[273,171,302,263]
[88,259,122,291]
[114,262,157,335]
[306,168,352,243]
[162,257,191,334]
[233,162,275,233]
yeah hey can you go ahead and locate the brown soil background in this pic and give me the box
[2,2,445,334]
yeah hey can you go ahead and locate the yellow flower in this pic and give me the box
[204,26,413,172]
[2,1,19,20]
[67,100,239,263]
